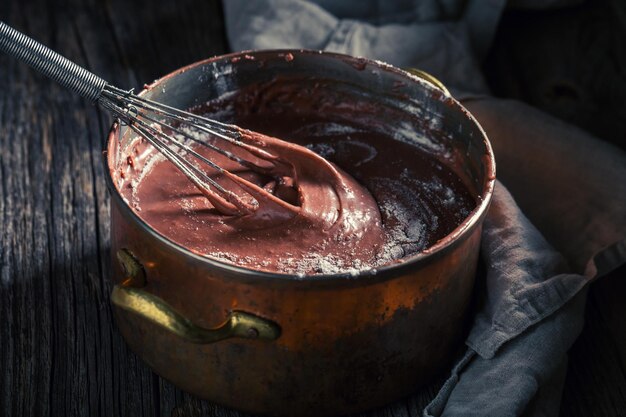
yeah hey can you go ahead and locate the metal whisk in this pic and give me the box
[0,21,286,216]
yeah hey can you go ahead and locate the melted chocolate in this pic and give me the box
[116,83,476,275]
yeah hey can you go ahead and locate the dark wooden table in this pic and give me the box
[1,1,624,416]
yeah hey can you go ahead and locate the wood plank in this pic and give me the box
[560,265,626,417]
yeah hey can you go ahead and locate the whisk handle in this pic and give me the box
[0,21,107,102]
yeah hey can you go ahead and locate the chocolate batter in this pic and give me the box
[116,82,476,275]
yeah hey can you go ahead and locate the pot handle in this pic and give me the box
[404,68,451,97]
[111,249,281,344]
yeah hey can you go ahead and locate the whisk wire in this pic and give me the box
[99,85,280,172]
[100,96,256,214]
[136,110,271,174]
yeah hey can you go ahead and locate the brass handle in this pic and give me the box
[112,249,281,344]
[404,68,451,97]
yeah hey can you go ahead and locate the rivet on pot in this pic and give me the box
[247,327,260,339]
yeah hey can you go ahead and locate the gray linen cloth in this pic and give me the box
[222,1,626,415]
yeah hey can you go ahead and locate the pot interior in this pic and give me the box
[107,50,495,277]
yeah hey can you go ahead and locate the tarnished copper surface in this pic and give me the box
[105,50,495,417]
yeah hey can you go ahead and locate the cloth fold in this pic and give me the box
[465,184,588,360]
[222,1,626,415]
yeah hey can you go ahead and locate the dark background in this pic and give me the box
[0,0,624,416]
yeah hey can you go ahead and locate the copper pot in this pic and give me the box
[105,50,495,416]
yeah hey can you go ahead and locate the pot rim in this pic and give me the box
[105,49,496,283]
